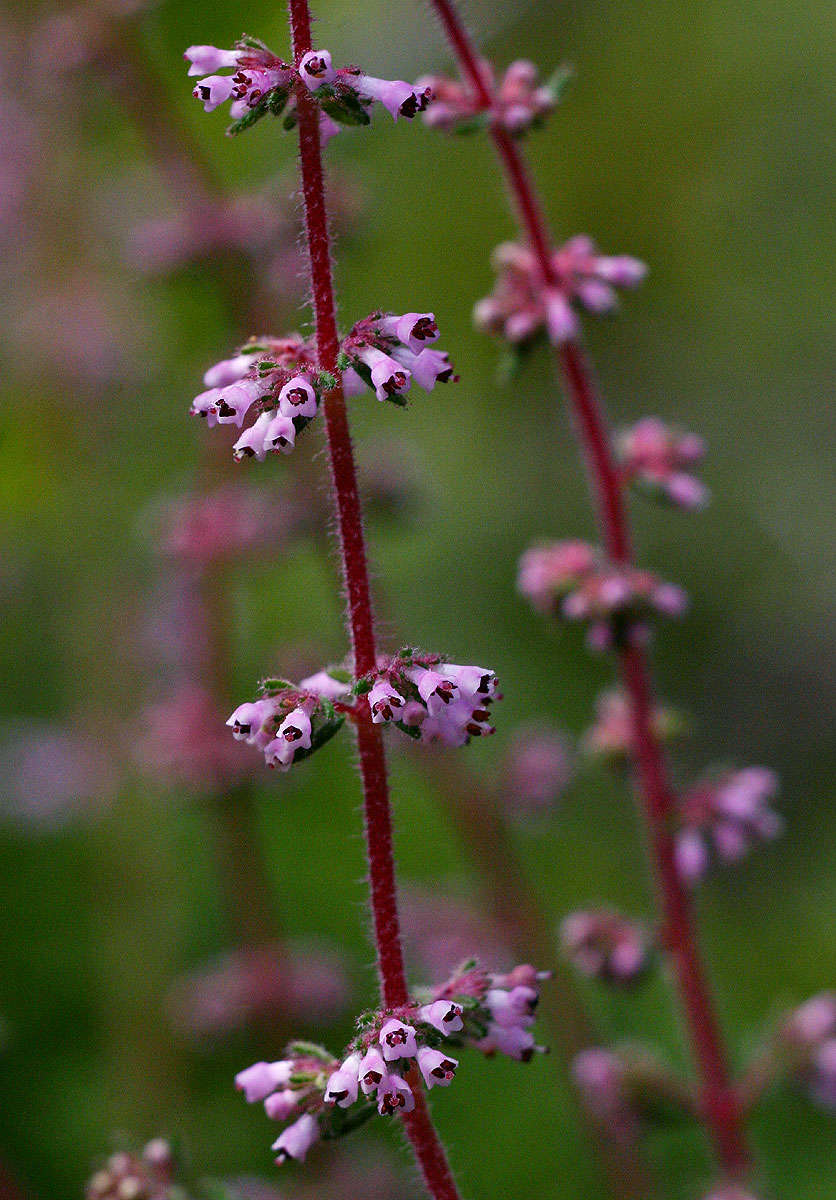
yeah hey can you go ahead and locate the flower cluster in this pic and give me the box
[417,59,567,136]
[779,993,836,1110]
[501,724,573,816]
[226,673,347,772]
[363,650,498,746]
[560,909,650,984]
[235,964,546,1164]
[616,417,709,510]
[87,1140,176,1200]
[228,651,501,771]
[191,313,455,462]
[187,41,430,137]
[474,237,646,349]
[580,687,683,762]
[675,766,782,882]
[518,540,688,649]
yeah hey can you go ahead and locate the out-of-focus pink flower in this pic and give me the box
[418,57,564,136]
[86,1140,176,1200]
[167,941,349,1039]
[675,767,782,882]
[580,687,683,762]
[778,993,836,1110]
[617,417,709,509]
[518,541,686,649]
[475,237,646,349]
[560,909,650,984]
[501,724,573,815]
[572,1048,640,1144]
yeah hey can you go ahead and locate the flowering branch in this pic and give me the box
[426,0,752,1180]
[281,2,461,1194]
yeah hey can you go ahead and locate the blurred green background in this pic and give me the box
[1,0,833,1197]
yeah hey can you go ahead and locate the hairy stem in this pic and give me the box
[428,0,752,1179]
[287,3,462,1195]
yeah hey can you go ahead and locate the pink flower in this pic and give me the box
[272,1113,319,1163]
[185,45,242,76]
[519,542,687,646]
[324,1053,361,1108]
[560,909,650,983]
[226,682,344,772]
[235,1060,293,1103]
[379,1018,418,1060]
[502,725,573,816]
[419,1000,464,1034]
[376,1073,415,1114]
[299,49,337,89]
[475,236,646,348]
[617,417,709,509]
[263,1090,298,1121]
[580,687,681,761]
[358,1046,387,1094]
[188,41,293,121]
[676,766,782,882]
[368,679,406,723]
[572,1048,638,1144]
[338,311,457,405]
[278,375,318,418]
[418,58,561,136]
[366,654,499,747]
[417,1046,458,1088]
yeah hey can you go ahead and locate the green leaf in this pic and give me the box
[453,112,492,136]
[266,86,289,118]
[237,33,271,52]
[290,717,345,764]
[321,1099,377,1139]
[394,720,422,740]
[259,677,293,695]
[314,84,371,126]
[352,677,373,695]
[286,1039,332,1062]
[225,101,269,137]
[326,666,353,684]
[336,351,353,372]
[545,62,575,103]
[282,107,299,131]
[316,370,338,392]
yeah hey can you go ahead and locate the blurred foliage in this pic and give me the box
[0,1,834,1198]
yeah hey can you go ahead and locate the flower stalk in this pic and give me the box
[427,0,752,1179]
[286,2,463,1194]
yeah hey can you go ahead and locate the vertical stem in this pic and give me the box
[427,0,752,1179]
[286,4,463,1195]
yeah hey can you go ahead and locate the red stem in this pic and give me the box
[428,0,751,1179]
[287,4,463,1196]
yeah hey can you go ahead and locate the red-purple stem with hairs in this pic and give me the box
[428,0,751,1179]
[286,3,463,1196]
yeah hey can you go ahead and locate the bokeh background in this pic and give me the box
[1,0,833,1197]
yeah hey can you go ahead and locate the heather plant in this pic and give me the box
[414,0,832,1195]
[4,2,826,1198]
[177,7,551,1197]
